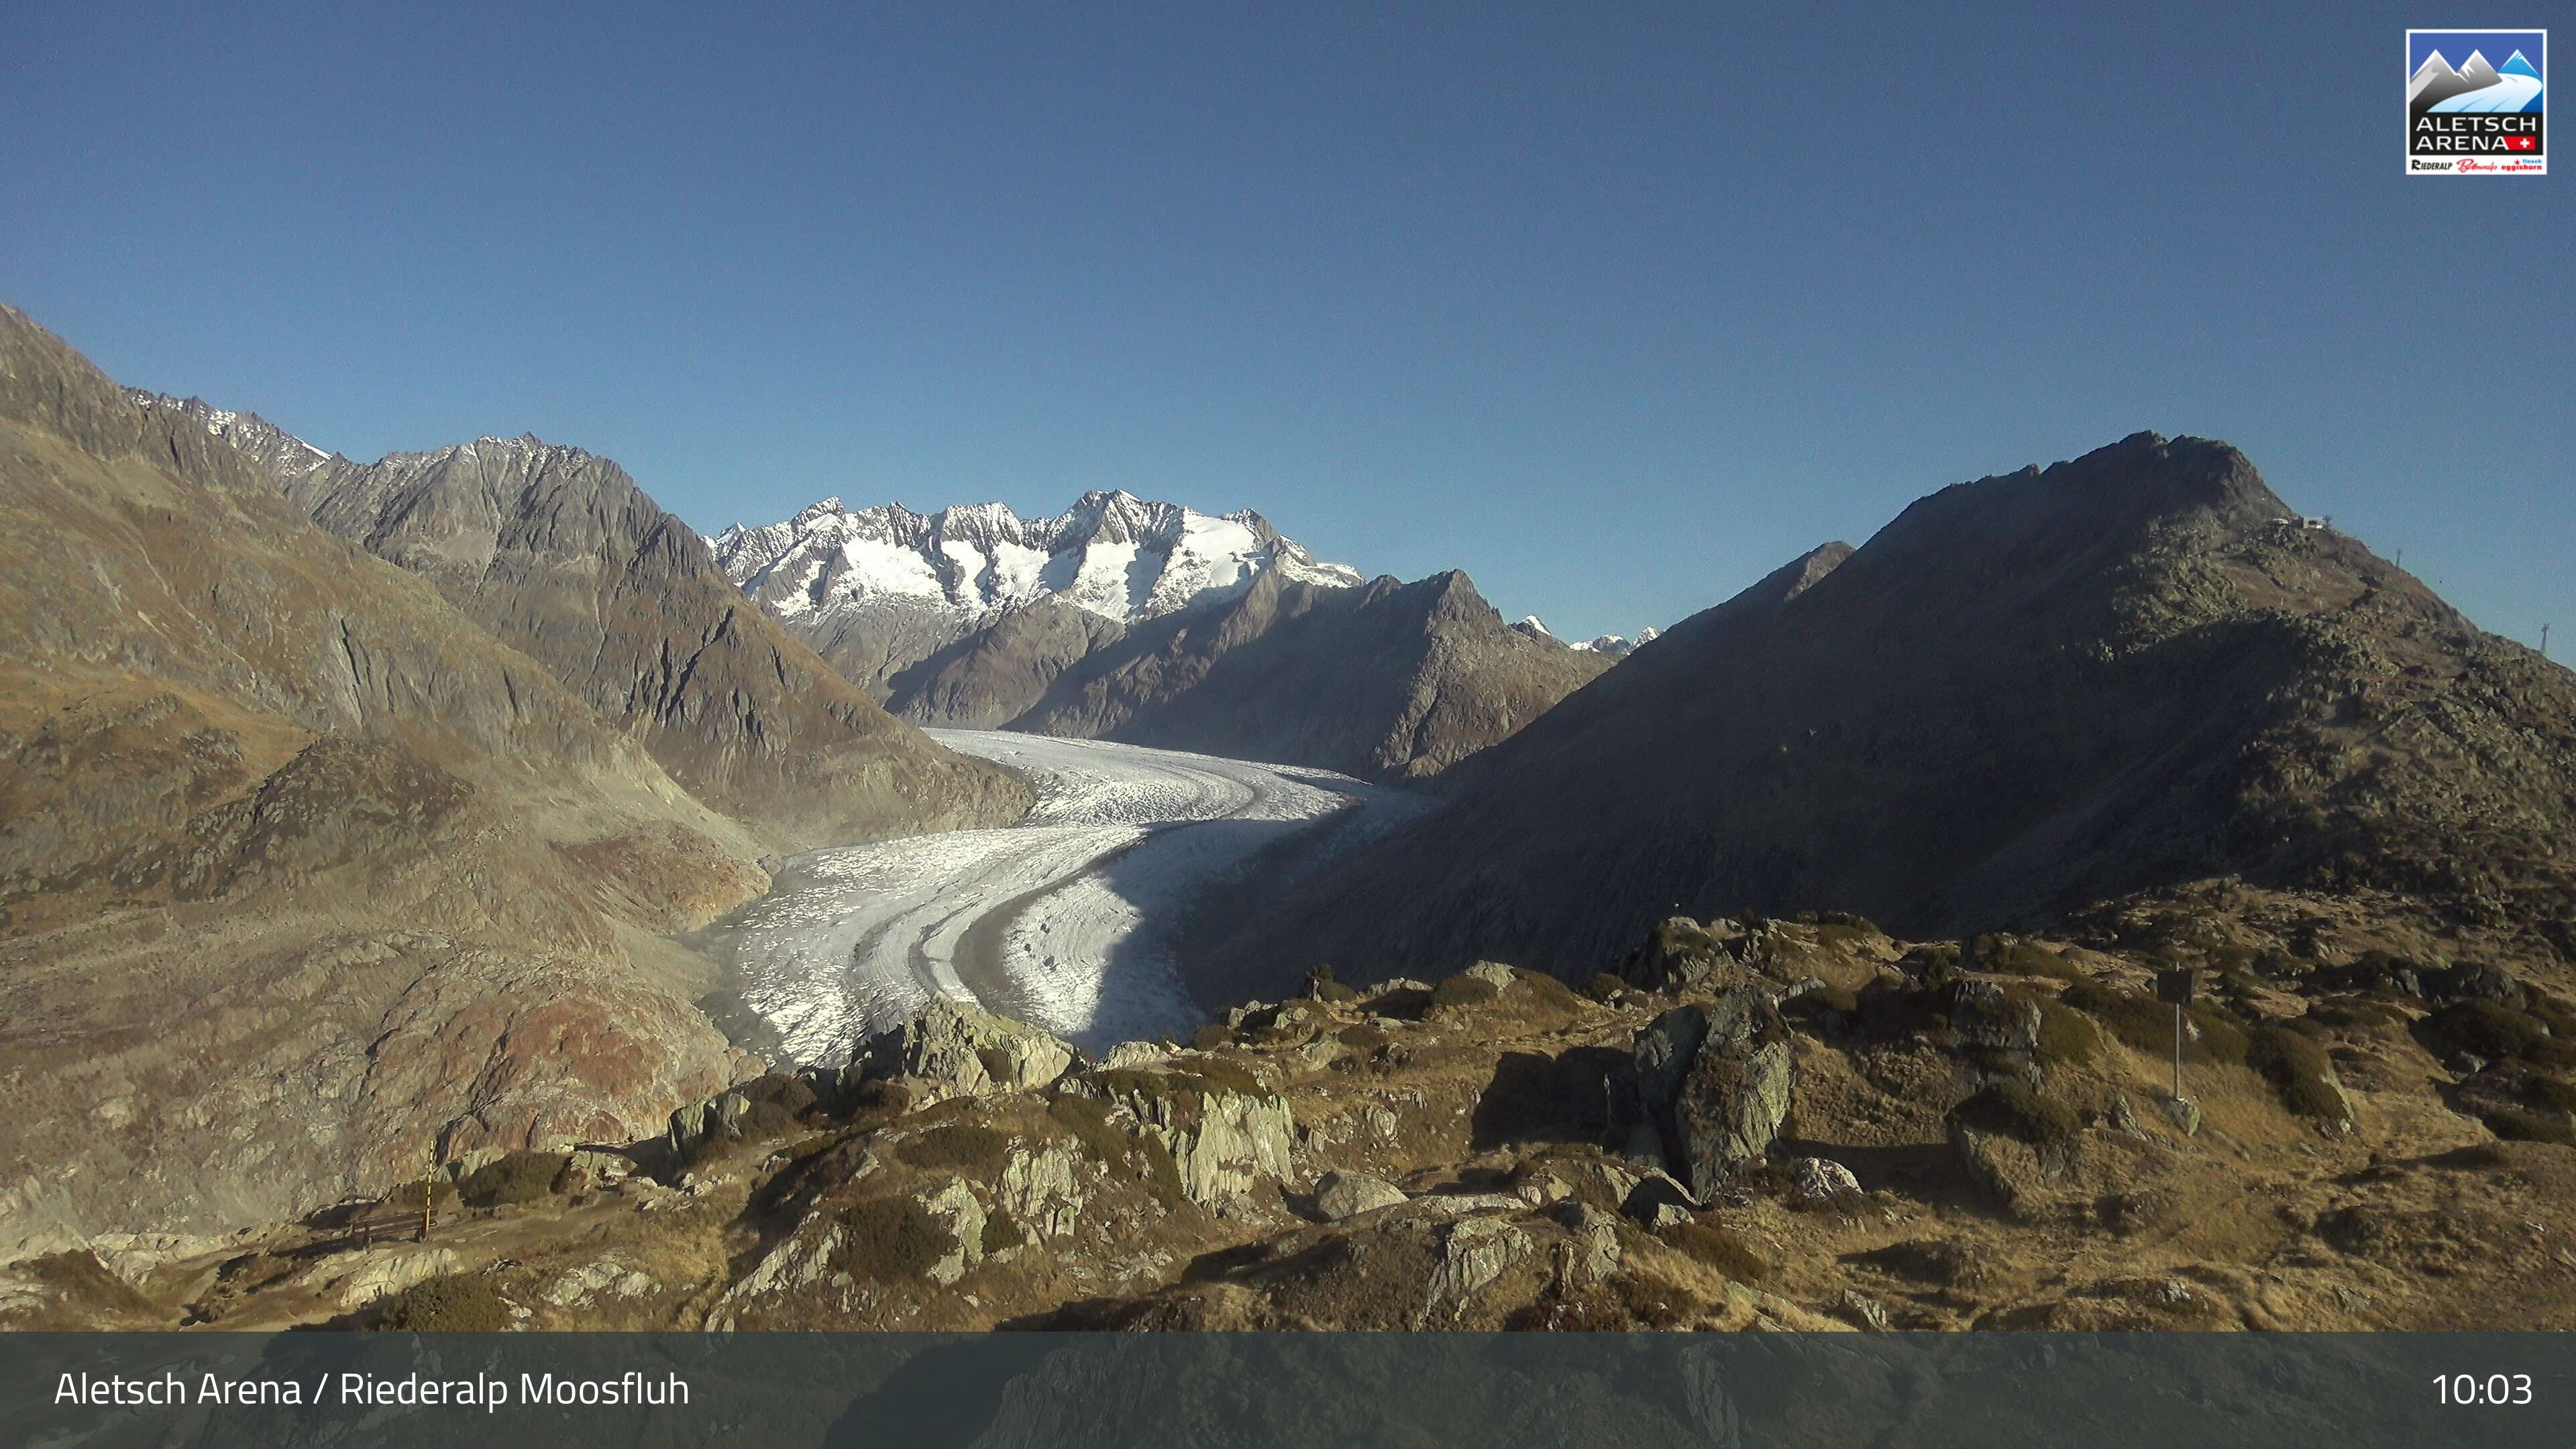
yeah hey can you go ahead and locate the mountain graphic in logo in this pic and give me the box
[2410,46,2545,118]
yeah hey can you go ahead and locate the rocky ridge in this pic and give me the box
[140,399,1029,849]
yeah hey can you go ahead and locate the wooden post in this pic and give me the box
[2172,1003,2184,1102]
[421,1146,434,1243]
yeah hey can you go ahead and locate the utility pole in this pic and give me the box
[2544,624,2553,659]
[421,1146,435,1243]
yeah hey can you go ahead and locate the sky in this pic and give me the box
[3,1,2568,646]
[2410,31,2544,76]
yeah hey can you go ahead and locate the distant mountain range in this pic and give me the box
[1511,615,1660,656]
[716,494,1625,780]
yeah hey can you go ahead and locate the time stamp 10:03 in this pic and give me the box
[2436,1373,2534,1406]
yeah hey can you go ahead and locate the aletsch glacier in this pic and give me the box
[698,731,1423,1065]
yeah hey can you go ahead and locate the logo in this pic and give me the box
[2408,30,2545,174]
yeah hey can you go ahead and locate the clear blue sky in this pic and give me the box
[4,2,2568,646]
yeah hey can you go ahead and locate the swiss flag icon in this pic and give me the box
[2504,136,2538,151]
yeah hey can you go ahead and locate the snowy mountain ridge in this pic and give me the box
[1511,614,1662,657]
[711,490,1364,627]
[125,388,337,481]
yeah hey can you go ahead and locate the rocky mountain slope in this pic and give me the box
[712,492,1363,697]
[136,398,1028,850]
[0,305,879,1261]
[1221,432,2576,980]
[25,888,2576,1336]
[718,493,1609,780]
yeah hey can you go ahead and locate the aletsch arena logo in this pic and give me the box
[2408,30,2546,174]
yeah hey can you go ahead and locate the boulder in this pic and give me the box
[1633,1006,1711,1110]
[1949,1123,2054,1219]
[855,997,1077,1102]
[1949,979,2042,1053]
[1790,1156,1862,1205]
[1421,1216,1529,1322]
[1097,1040,1173,1071]
[1314,1171,1407,1221]
[665,1091,749,1158]
[1837,1287,1892,1332]
[1462,961,1517,991]
[1634,989,1794,1199]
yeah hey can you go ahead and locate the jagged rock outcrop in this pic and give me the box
[855,997,1080,1102]
[1086,1068,1295,1205]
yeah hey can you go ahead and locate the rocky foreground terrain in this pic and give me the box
[15,884,2576,1333]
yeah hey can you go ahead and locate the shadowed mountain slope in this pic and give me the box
[898,567,1611,781]
[1219,432,2576,980]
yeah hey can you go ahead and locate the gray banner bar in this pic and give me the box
[7,1332,2569,1447]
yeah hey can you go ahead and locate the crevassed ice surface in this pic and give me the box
[719,731,1419,1064]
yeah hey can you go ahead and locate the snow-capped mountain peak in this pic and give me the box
[1509,614,1660,656]
[711,492,1364,626]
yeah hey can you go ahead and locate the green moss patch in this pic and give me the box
[830,1196,957,1281]
[457,1151,566,1209]
[1949,1082,2080,1150]
[2481,1108,2576,1146]
[376,1273,507,1332]
[1046,1093,1129,1164]
[2246,1026,2349,1122]
[981,1206,1028,1254]
[1662,1221,1774,1281]
[2061,981,2246,1065]
[2418,1002,2576,1067]
[894,1122,1010,1170]
[1430,973,1501,1010]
